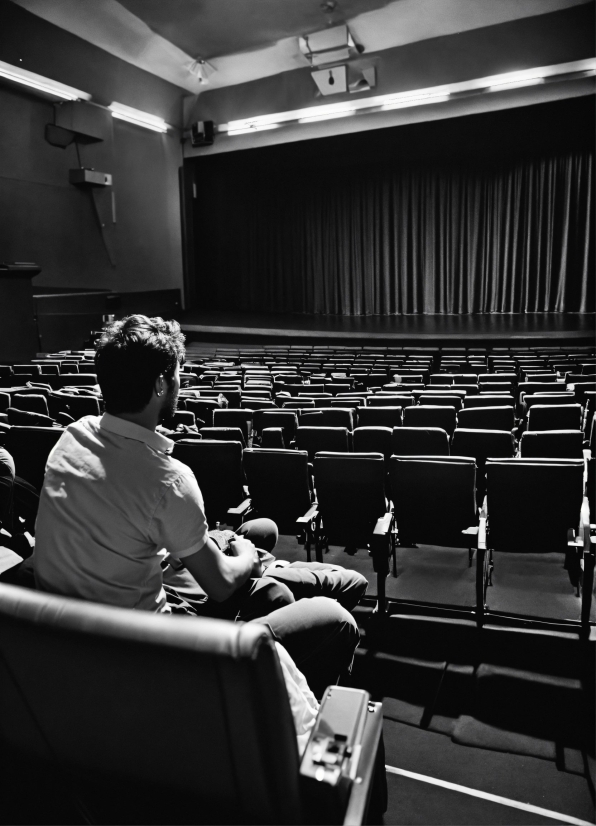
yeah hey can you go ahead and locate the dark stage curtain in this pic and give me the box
[199,149,594,315]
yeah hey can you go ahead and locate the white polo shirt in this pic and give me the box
[34,414,209,612]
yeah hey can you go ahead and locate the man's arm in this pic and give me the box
[182,536,260,602]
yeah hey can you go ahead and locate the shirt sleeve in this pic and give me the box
[149,467,210,559]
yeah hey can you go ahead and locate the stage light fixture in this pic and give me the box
[108,102,168,133]
[0,59,91,101]
[188,58,216,84]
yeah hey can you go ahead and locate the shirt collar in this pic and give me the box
[99,413,174,455]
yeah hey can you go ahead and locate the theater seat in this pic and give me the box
[0,582,383,825]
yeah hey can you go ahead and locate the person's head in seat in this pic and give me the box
[95,314,186,431]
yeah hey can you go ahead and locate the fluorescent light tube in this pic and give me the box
[487,77,545,92]
[298,109,355,123]
[381,94,450,111]
[0,60,90,101]
[109,102,168,133]
[228,123,280,136]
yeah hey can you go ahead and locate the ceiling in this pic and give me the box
[10,0,593,94]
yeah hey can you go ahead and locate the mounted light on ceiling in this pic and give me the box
[299,24,361,67]
[108,102,168,133]
[0,59,91,101]
[188,58,216,84]
[381,91,451,111]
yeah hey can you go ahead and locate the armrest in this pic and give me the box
[477,511,487,551]
[461,526,478,536]
[300,686,384,826]
[296,504,319,531]
[373,512,393,536]
[227,497,252,530]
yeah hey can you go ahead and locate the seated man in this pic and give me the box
[34,315,367,707]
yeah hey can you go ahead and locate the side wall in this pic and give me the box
[0,1,184,294]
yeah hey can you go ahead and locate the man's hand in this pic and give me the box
[228,537,262,578]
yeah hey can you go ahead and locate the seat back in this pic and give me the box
[213,409,252,443]
[464,395,514,409]
[391,426,449,456]
[313,452,386,542]
[4,426,64,491]
[526,404,582,432]
[485,458,584,553]
[0,583,301,825]
[417,395,463,411]
[368,394,413,407]
[254,410,298,443]
[457,406,514,432]
[295,427,349,462]
[389,456,477,545]
[12,393,49,416]
[199,427,246,447]
[172,440,245,525]
[185,397,220,428]
[356,406,402,429]
[243,448,312,530]
[301,407,354,429]
[353,426,393,460]
[519,430,584,459]
[403,405,457,437]
[451,428,514,465]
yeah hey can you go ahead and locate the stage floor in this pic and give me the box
[180,310,595,345]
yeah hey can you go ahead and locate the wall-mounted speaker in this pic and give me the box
[191,121,214,146]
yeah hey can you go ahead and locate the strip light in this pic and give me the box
[381,92,450,111]
[0,59,91,101]
[227,123,280,136]
[298,108,355,123]
[108,102,168,133]
[219,58,595,137]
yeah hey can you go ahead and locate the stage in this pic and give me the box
[180,310,595,347]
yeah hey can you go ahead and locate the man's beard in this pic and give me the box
[159,386,179,426]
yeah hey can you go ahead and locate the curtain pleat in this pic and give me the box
[201,150,593,315]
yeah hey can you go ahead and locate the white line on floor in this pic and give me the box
[385,765,593,826]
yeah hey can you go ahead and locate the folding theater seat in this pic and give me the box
[387,455,482,612]
[199,427,246,448]
[353,426,393,461]
[260,427,286,449]
[213,408,253,444]
[0,581,384,825]
[310,452,394,610]
[356,406,402,429]
[243,448,314,535]
[295,426,350,462]
[464,395,515,409]
[11,393,49,417]
[172,440,249,529]
[368,394,413,408]
[457,406,515,432]
[482,458,589,625]
[525,403,582,432]
[241,398,277,412]
[254,410,298,446]
[183,397,220,428]
[403,405,457,438]
[391,427,449,456]
[4,426,64,493]
[299,407,355,430]
[416,394,463,411]
[519,430,584,459]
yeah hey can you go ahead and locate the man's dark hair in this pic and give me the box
[95,315,186,414]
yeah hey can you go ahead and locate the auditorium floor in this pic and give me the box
[180,310,595,346]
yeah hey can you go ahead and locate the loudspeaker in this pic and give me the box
[45,124,75,148]
[191,121,214,146]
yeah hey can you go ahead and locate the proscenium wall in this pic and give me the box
[0,0,185,293]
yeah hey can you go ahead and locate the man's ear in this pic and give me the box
[155,374,165,397]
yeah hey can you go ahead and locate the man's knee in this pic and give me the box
[237,518,278,553]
